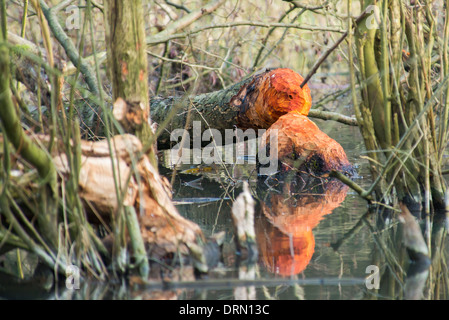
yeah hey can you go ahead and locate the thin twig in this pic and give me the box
[252,6,299,69]
[300,9,369,88]
[164,0,190,13]
[147,49,219,71]
[255,8,306,69]
[148,0,225,44]
[51,0,74,13]
[285,0,330,11]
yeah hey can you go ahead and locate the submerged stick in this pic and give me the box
[399,203,431,300]
[330,170,373,201]
[231,182,258,260]
[399,203,430,261]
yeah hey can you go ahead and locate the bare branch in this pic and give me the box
[308,109,358,126]
[148,21,346,46]
[147,0,226,44]
[38,0,100,94]
[164,0,191,13]
[300,9,369,88]
[285,0,330,11]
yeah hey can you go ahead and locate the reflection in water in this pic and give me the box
[358,205,447,300]
[255,178,349,277]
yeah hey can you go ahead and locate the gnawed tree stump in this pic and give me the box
[259,113,354,176]
[52,134,206,267]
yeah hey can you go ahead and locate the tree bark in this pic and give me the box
[104,0,154,275]
[103,0,208,274]
[150,77,253,149]
[104,1,149,109]
[104,0,156,164]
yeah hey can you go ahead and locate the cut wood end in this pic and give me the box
[113,97,127,121]
[232,68,312,130]
[260,113,353,176]
[113,98,149,130]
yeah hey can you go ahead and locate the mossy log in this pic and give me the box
[150,70,356,150]
[150,77,253,150]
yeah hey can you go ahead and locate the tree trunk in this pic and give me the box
[353,1,447,210]
[104,0,157,164]
[103,0,155,275]
[103,0,208,275]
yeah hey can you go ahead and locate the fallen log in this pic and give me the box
[150,69,357,150]
[150,76,252,150]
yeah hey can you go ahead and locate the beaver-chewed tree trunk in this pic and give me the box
[150,70,356,150]
[104,0,157,165]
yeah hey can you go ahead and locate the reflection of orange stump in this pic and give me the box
[257,220,315,276]
[231,68,312,130]
[260,113,353,175]
[256,180,348,276]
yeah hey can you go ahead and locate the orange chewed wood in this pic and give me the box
[260,113,353,175]
[231,68,312,130]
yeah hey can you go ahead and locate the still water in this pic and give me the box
[158,119,377,300]
[153,115,446,300]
